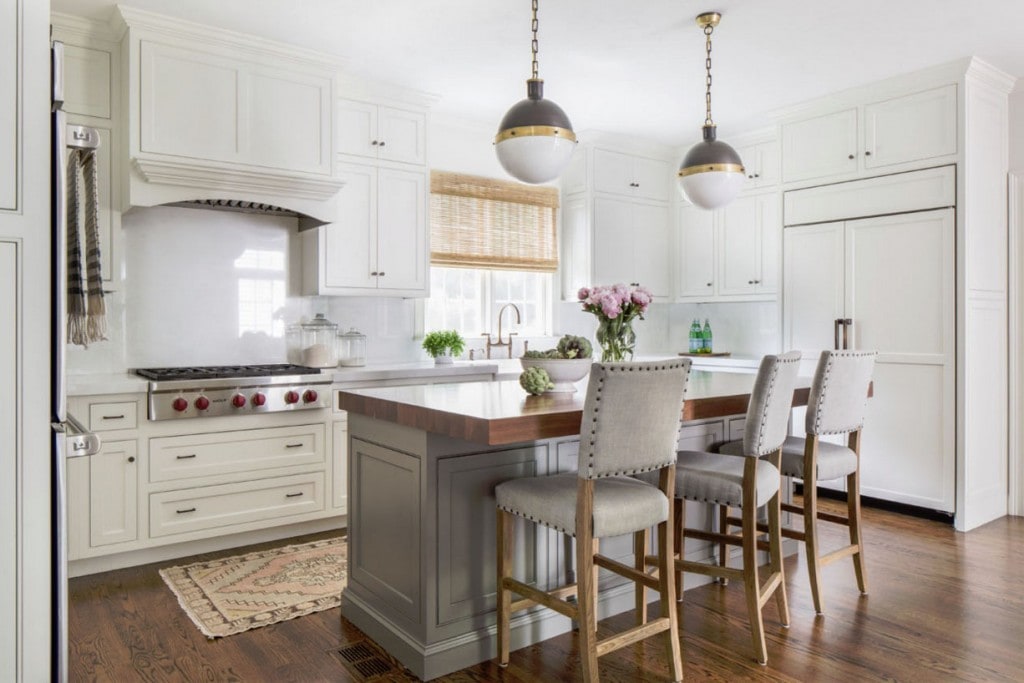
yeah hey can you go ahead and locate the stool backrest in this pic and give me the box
[741,351,803,457]
[805,350,877,436]
[578,359,691,479]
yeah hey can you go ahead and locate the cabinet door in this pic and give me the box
[376,166,427,292]
[864,85,956,170]
[336,99,378,158]
[247,66,332,175]
[846,209,955,511]
[592,196,635,286]
[0,0,15,210]
[632,156,671,202]
[632,202,670,298]
[377,106,426,165]
[62,43,112,119]
[560,196,590,301]
[322,162,377,290]
[0,242,15,679]
[675,203,716,299]
[754,141,780,187]
[781,107,858,183]
[755,193,780,295]
[782,222,844,377]
[717,195,760,296]
[89,440,138,547]
[592,149,636,196]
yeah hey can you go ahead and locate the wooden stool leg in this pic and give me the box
[592,538,600,634]
[803,438,825,615]
[718,504,730,585]
[576,528,598,680]
[847,431,867,594]
[496,509,514,667]
[674,501,685,601]
[634,528,649,625]
[768,487,790,627]
[742,459,768,665]
[658,497,684,682]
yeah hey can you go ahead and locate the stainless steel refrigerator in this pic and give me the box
[51,38,102,683]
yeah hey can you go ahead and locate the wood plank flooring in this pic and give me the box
[69,501,1024,681]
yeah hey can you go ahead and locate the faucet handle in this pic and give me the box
[507,332,518,358]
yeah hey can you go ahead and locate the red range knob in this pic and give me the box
[194,396,210,411]
[172,397,188,412]
[251,392,267,407]
[231,394,247,408]
[303,389,318,404]
[284,390,300,405]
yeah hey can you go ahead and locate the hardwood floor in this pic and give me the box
[69,501,1024,681]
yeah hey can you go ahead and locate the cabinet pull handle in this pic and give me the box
[127,456,135,463]
[285,492,304,498]
[748,280,754,285]
[754,173,760,178]
[379,140,386,147]
[848,153,855,159]
[176,507,196,514]
[370,271,378,276]
[285,443,303,449]
[706,282,713,287]
[378,271,385,276]
[102,414,125,420]
[864,150,872,156]
[371,140,379,146]
[176,453,196,460]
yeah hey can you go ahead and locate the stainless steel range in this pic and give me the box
[135,364,331,420]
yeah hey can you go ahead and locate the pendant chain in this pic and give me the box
[531,0,540,80]
[704,23,714,127]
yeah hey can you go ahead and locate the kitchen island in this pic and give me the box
[337,371,811,680]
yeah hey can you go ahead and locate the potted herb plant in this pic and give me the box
[422,329,466,365]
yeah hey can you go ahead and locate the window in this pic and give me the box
[234,249,286,337]
[426,172,558,336]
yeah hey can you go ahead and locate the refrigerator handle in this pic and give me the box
[843,318,853,350]
[834,318,842,350]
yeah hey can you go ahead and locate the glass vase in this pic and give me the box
[596,317,636,362]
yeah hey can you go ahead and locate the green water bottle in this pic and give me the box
[702,319,713,353]
[689,319,701,353]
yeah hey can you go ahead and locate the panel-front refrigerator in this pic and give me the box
[50,38,102,683]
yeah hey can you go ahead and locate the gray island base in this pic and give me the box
[338,374,810,680]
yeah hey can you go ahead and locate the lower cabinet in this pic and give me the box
[332,417,348,512]
[67,439,139,555]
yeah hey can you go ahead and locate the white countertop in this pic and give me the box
[67,360,502,397]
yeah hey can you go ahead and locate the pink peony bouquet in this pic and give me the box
[577,283,653,361]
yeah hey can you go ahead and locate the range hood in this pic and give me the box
[115,6,345,231]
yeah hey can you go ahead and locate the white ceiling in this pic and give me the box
[54,0,1024,146]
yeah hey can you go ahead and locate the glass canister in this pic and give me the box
[300,313,339,368]
[337,327,367,367]
[285,323,304,364]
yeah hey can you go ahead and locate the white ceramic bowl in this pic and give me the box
[519,357,593,393]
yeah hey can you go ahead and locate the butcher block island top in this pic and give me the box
[337,369,813,446]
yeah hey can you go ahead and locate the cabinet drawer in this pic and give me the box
[149,424,325,483]
[88,401,138,431]
[149,472,325,538]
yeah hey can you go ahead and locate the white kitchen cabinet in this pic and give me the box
[783,208,955,512]
[593,148,671,202]
[336,98,426,166]
[303,161,428,296]
[675,193,779,302]
[0,242,16,680]
[592,196,670,298]
[62,43,112,119]
[89,441,139,547]
[735,140,780,190]
[781,85,957,184]
[0,0,16,211]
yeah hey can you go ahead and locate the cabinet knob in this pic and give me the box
[848,153,855,159]
[127,456,135,463]
[378,271,385,276]
[371,140,379,146]
[370,271,378,276]
[865,150,872,156]
[748,280,754,285]
[706,282,713,287]
[754,173,760,178]
[378,141,386,147]
[754,279,761,284]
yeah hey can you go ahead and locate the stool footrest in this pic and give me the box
[596,617,671,657]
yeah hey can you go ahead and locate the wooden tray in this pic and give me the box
[678,352,732,358]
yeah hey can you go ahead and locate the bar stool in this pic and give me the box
[721,349,876,614]
[640,351,801,665]
[495,359,691,682]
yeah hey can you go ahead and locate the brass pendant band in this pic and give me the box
[677,163,745,178]
[494,126,578,144]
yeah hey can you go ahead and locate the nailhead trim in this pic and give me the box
[811,350,877,436]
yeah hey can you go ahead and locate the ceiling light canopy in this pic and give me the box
[494,0,577,184]
[677,12,745,210]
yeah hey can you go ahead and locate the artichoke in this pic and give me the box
[522,349,549,359]
[519,367,554,395]
[556,334,593,360]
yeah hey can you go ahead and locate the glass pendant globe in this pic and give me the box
[495,135,577,184]
[677,168,745,209]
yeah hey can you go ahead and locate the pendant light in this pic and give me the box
[494,0,577,184]
[677,12,745,210]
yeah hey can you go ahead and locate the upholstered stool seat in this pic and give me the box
[639,452,780,508]
[496,472,669,539]
[720,436,857,481]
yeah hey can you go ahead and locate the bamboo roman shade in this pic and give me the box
[430,171,559,272]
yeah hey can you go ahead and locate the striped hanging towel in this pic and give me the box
[66,147,106,347]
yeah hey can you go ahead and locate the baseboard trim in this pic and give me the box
[793,483,954,524]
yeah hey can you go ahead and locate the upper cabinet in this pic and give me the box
[734,140,780,190]
[336,99,426,166]
[0,0,16,211]
[781,84,957,185]
[560,143,673,300]
[114,7,343,221]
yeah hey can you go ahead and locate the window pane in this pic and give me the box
[427,266,550,338]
